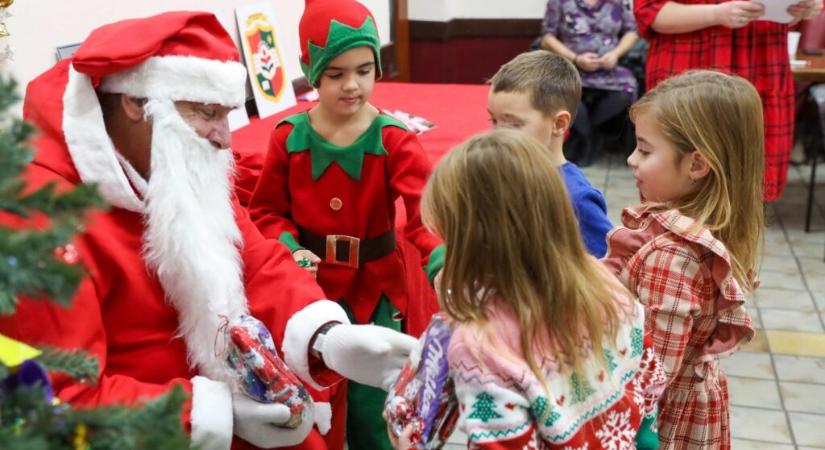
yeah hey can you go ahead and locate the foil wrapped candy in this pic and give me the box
[384,314,459,449]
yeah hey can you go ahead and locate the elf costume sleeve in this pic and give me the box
[383,125,444,281]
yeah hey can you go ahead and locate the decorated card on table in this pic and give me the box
[385,313,459,449]
[236,3,297,118]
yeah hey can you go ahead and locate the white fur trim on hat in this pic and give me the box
[99,55,247,107]
[282,300,351,390]
[62,65,145,212]
[190,376,233,450]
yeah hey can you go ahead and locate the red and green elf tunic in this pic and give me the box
[249,112,443,331]
[249,110,443,450]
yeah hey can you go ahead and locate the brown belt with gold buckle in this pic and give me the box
[297,226,396,269]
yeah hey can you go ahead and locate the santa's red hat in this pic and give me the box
[78,11,246,107]
[23,11,246,213]
[299,0,381,87]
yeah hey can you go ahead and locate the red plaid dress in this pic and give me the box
[602,206,755,449]
[634,0,793,201]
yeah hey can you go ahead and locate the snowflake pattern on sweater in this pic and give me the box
[448,294,665,449]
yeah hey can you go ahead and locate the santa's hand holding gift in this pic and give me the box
[0,11,414,450]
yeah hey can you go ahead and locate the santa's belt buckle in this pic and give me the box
[325,235,360,269]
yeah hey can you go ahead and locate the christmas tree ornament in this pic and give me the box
[0,333,42,368]
[73,423,90,450]
[0,8,10,40]
[385,314,458,449]
[1,359,54,403]
[54,243,80,264]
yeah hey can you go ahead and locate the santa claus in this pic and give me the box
[0,11,415,450]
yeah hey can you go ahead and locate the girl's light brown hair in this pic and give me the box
[422,129,624,374]
[630,70,764,291]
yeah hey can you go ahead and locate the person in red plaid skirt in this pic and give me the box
[602,70,764,449]
[634,0,822,201]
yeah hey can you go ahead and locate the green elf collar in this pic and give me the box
[282,112,407,181]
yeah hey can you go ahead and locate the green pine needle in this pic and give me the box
[36,347,99,384]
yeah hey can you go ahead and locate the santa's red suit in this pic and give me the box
[0,12,392,450]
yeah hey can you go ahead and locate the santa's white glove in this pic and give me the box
[318,324,418,391]
[232,393,313,448]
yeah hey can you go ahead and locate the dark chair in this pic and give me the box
[806,85,825,260]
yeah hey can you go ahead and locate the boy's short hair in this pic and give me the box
[490,50,581,118]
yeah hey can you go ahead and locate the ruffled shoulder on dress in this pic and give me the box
[622,205,755,363]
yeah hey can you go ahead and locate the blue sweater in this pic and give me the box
[560,162,613,258]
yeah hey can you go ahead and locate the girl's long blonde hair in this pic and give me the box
[422,129,624,375]
[630,70,764,292]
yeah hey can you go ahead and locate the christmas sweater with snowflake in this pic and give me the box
[448,294,666,449]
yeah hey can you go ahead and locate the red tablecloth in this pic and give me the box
[231,82,491,228]
[232,82,491,165]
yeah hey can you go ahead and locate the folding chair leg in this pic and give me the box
[806,149,819,233]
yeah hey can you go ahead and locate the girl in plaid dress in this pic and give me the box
[602,70,763,449]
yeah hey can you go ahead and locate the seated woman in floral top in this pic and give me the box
[538,0,639,165]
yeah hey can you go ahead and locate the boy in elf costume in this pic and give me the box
[248,0,444,448]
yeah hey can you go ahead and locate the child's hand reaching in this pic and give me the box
[293,249,320,277]
[387,423,417,450]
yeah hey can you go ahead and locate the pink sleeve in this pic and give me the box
[448,326,539,448]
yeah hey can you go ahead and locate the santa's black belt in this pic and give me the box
[297,226,396,269]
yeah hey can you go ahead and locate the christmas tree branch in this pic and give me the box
[36,346,99,384]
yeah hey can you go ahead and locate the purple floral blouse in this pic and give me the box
[542,0,638,96]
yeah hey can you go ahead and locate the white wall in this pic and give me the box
[408,0,546,21]
[1,0,390,91]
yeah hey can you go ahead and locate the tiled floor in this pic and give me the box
[440,155,825,449]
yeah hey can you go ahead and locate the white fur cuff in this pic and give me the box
[313,402,332,435]
[282,300,351,390]
[191,376,233,450]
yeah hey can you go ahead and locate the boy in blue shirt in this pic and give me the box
[487,50,613,257]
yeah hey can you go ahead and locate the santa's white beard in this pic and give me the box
[141,98,247,382]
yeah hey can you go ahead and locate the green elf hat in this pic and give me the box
[299,0,382,87]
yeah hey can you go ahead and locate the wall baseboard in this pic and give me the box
[410,18,542,41]
[409,18,541,84]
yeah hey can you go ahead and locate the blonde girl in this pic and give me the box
[392,129,665,449]
[602,70,762,449]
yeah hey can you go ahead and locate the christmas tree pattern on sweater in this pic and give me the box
[448,301,665,449]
